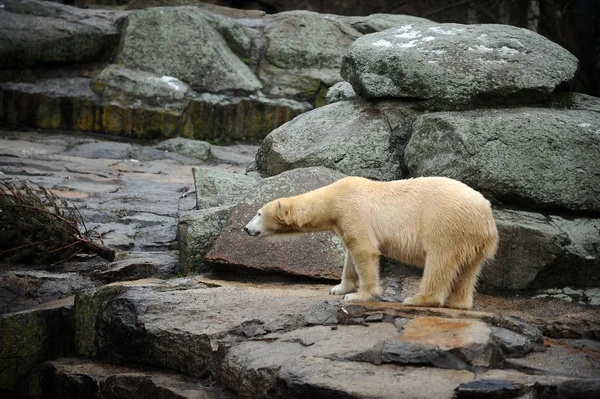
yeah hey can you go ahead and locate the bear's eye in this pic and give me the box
[258,212,262,217]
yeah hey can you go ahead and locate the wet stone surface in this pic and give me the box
[0,129,599,399]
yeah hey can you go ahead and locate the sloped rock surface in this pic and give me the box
[256,100,417,180]
[405,108,600,213]
[0,0,122,69]
[116,7,262,94]
[205,167,346,279]
[341,23,578,105]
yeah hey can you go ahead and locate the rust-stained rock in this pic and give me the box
[205,167,347,280]
[384,316,503,369]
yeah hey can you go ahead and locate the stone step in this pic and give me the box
[30,357,236,399]
[0,77,307,142]
[71,278,600,398]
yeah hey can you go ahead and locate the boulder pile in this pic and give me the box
[250,20,600,293]
[0,0,427,141]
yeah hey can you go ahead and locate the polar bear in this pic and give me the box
[244,176,498,309]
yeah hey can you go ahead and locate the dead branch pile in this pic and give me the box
[0,179,115,265]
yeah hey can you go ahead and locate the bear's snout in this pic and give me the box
[243,226,260,237]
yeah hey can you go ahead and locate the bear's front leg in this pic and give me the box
[341,245,382,302]
[330,252,358,295]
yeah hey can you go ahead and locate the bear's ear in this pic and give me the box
[277,200,292,224]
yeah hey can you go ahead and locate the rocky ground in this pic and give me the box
[1,129,599,398]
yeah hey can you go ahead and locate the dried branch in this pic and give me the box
[0,179,115,265]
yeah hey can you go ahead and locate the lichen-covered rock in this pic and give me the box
[193,168,258,209]
[0,298,74,393]
[116,7,262,94]
[256,100,418,180]
[205,167,347,279]
[341,23,578,105]
[0,0,122,69]
[405,108,600,213]
[178,205,235,273]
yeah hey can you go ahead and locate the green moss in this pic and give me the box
[36,97,62,129]
[0,304,72,393]
[74,285,124,357]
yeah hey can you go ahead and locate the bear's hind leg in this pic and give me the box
[444,253,486,310]
[330,251,359,295]
[404,250,458,308]
[343,246,383,302]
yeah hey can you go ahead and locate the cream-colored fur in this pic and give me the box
[244,176,498,309]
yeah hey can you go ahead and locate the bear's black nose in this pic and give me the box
[243,227,249,234]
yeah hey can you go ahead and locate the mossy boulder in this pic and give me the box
[405,108,600,213]
[0,298,74,393]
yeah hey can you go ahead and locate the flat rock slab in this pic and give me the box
[205,167,346,279]
[71,278,600,398]
[341,22,578,105]
[74,278,340,376]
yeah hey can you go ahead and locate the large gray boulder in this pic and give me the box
[205,167,347,280]
[256,100,418,180]
[258,11,361,102]
[116,7,262,94]
[0,0,122,69]
[405,108,600,213]
[341,23,578,105]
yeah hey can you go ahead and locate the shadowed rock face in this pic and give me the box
[205,167,346,279]
[0,0,121,69]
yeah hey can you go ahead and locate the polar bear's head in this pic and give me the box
[243,199,298,237]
